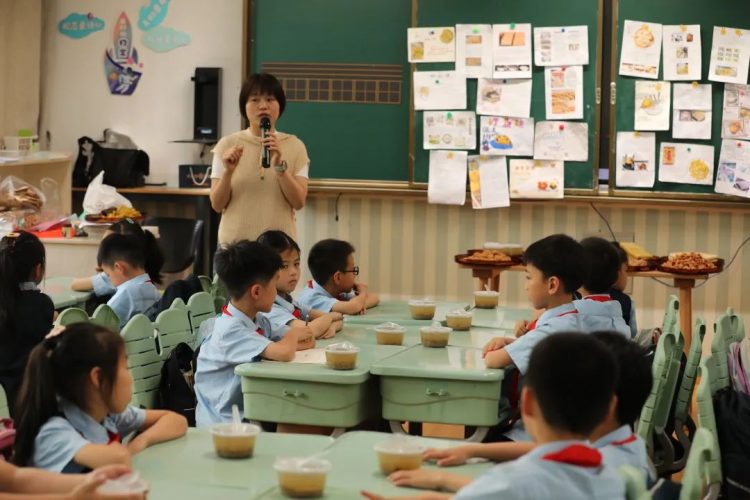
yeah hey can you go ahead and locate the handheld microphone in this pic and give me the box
[260,117,271,168]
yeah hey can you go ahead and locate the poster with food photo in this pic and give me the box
[408,27,455,63]
[715,139,750,197]
[509,159,564,199]
[634,80,671,131]
[722,83,750,139]
[662,25,701,81]
[658,142,715,185]
[615,132,656,188]
[456,24,493,78]
[544,66,583,120]
[672,83,712,139]
[619,20,663,79]
[492,23,532,79]
[476,78,532,117]
[413,71,466,110]
[708,26,750,84]
[423,111,476,150]
[479,115,534,156]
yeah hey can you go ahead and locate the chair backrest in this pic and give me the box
[90,304,121,333]
[211,274,228,313]
[696,355,728,437]
[674,317,707,426]
[723,307,745,343]
[55,307,90,327]
[154,307,193,359]
[187,292,216,337]
[661,295,680,339]
[121,314,162,409]
[679,428,722,500]
[0,385,10,419]
[197,275,212,293]
[618,465,650,500]
[713,308,745,384]
[144,216,204,274]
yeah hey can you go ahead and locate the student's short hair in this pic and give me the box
[257,230,301,256]
[214,240,282,300]
[239,73,286,123]
[97,233,145,269]
[611,241,629,267]
[525,332,617,436]
[307,239,355,286]
[580,237,621,293]
[523,234,586,294]
[592,331,653,427]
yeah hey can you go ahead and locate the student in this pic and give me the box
[298,238,379,315]
[257,230,343,339]
[13,323,187,473]
[610,242,638,338]
[194,240,314,427]
[571,237,631,338]
[71,220,164,298]
[98,233,161,328]
[0,231,55,416]
[362,333,624,500]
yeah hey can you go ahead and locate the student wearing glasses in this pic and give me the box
[298,239,379,315]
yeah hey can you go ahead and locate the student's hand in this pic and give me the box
[361,491,448,500]
[222,145,244,173]
[388,469,446,489]
[329,312,344,322]
[320,325,336,339]
[354,282,369,295]
[126,435,149,454]
[482,336,515,356]
[71,465,146,500]
[261,132,284,167]
[514,320,530,338]
[423,445,473,467]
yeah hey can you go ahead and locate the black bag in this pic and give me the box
[178,164,212,188]
[144,275,203,322]
[159,342,197,426]
[73,136,149,188]
[714,388,750,499]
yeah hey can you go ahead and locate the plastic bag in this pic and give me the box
[0,175,46,211]
[82,171,132,214]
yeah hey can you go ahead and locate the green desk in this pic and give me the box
[132,428,334,498]
[42,276,92,309]
[339,323,512,349]
[371,346,505,442]
[237,343,404,434]
[254,431,493,499]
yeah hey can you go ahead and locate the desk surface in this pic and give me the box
[42,276,91,309]
[345,300,530,328]
[371,345,504,382]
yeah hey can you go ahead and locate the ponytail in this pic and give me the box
[13,323,124,466]
[108,219,164,284]
[0,231,45,333]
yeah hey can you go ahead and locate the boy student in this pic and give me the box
[194,240,314,427]
[98,234,160,328]
[611,242,638,338]
[298,239,379,315]
[361,333,625,500]
[257,230,343,339]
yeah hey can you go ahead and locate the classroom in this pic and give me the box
[0,0,748,498]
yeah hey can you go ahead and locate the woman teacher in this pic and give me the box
[210,73,309,244]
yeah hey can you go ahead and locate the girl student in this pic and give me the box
[13,323,187,473]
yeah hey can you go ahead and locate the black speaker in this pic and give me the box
[191,67,221,141]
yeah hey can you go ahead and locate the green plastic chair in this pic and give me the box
[121,314,162,409]
[669,317,707,472]
[154,308,193,359]
[0,385,10,419]
[187,292,216,340]
[679,428,722,500]
[55,307,90,327]
[713,308,745,386]
[696,355,728,438]
[211,275,228,313]
[619,465,651,500]
[636,296,683,474]
[90,304,121,333]
[197,275,212,293]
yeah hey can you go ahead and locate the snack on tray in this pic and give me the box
[660,252,721,273]
[461,249,512,264]
[86,206,142,222]
[618,242,653,259]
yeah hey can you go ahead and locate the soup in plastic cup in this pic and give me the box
[420,325,452,348]
[374,322,406,346]
[97,472,149,495]
[274,457,332,498]
[409,299,436,320]
[210,422,261,458]
[374,439,426,474]
[445,310,472,330]
[474,290,499,309]
[325,342,360,370]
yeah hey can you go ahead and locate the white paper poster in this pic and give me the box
[456,24,493,78]
[479,116,534,156]
[672,83,712,139]
[715,139,750,197]
[533,121,588,161]
[428,150,468,205]
[492,23,532,79]
[634,80,671,131]
[662,25,702,81]
[533,26,589,66]
[423,111,476,150]
[408,27,455,63]
[476,78,532,117]
[708,26,750,84]
[413,71,466,110]
[658,142,715,185]
[509,159,564,199]
[722,83,750,139]
[468,155,510,209]
[544,66,584,120]
[619,20,663,79]
[615,132,656,187]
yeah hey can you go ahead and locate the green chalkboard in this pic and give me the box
[611,0,750,198]
[412,0,602,191]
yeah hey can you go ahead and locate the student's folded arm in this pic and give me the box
[473,441,535,462]
[365,292,380,309]
[73,443,132,470]
[70,277,94,292]
[127,409,188,453]
[262,332,299,361]
[305,315,333,338]
[331,295,367,315]
[484,348,513,369]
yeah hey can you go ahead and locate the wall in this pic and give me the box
[39,0,244,184]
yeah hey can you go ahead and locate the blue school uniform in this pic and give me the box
[572,294,632,338]
[107,273,160,328]
[31,399,145,473]
[194,302,277,427]
[454,440,625,499]
[297,279,355,313]
[260,293,312,337]
[91,271,116,297]
[594,425,656,484]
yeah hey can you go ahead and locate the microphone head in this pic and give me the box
[260,117,271,131]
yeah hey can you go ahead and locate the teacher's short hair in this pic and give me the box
[239,73,287,122]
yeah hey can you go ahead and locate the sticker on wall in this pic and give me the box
[104,12,144,96]
[138,0,170,32]
[142,26,191,53]
[58,12,105,39]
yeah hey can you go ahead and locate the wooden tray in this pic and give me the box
[627,256,666,272]
[657,258,725,276]
[455,252,518,268]
[85,213,145,224]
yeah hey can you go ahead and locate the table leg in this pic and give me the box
[464,427,489,443]
[389,420,406,434]
[491,273,501,292]
[674,279,695,352]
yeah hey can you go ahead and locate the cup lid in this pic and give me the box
[474,290,499,297]
[97,472,149,494]
[325,341,360,353]
[374,439,427,455]
[374,322,406,332]
[408,298,436,306]
[274,457,332,473]
[420,325,452,334]
[209,422,261,437]
[446,309,472,317]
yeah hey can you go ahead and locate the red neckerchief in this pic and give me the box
[583,294,612,302]
[610,433,637,446]
[307,280,314,289]
[107,430,121,444]
[526,309,578,334]
[292,307,303,319]
[223,306,265,336]
[542,444,603,468]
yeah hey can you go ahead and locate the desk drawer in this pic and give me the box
[379,376,501,426]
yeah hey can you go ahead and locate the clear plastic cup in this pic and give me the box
[408,299,436,320]
[97,472,149,495]
[445,310,472,330]
[274,457,332,498]
[374,322,406,346]
[419,324,452,348]
[474,290,499,309]
[374,439,426,474]
[325,342,360,370]
[209,422,261,458]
